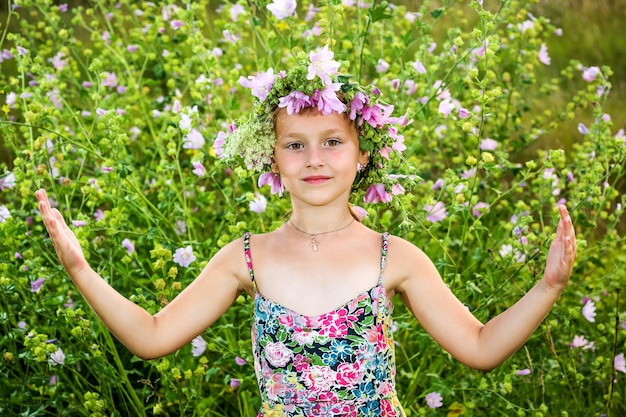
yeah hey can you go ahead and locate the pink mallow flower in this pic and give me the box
[249,193,267,214]
[307,45,341,87]
[278,91,312,114]
[258,172,284,196]
[538,43,551,65]
[31,278,46,293]
[266,0,297,20]
[424,201,448,222]
[615,353,626,373]
[121,238,135,255]
[364,183,392,204]
[425,391,443,408]
[173,246,196,267]
[582,66,600,82]
[192,161,206,177]
[582,299,596,322]
[248,68,276,102]
[49,348,65,366]
[191,335,206,357]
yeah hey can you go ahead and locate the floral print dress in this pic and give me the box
[243,232,406,417]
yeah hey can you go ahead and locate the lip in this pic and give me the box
[302,175,331,185]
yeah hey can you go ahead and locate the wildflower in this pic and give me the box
[127,44,138,53]
[582,66,600,82]
[364,183,393,204]
[0,205,10,222]
[121,238,135,255]
[235,356,247,366]
[615,353,626,373]
[571,335,594,349]
[278,91,312,115]
[438,98,455,117]
[5,91,16,108]
[313,84,347,115]
[50,375,58,385]
[538,43,551,65]
[223,30,240,44]
[230,4,246,21]
[582,300,596,323]
[49,348,65,366]
[94,209,105,221]
[412,60,426,74]
[458,107,470,118]
[183,129,205,149]
[425,391,443,408]
[516,369,531,376]
[391,183,405,195]
[192,161,206,177]
[376,58,389,73]
[230,377,241,388]
[191,335,206,357]
[424,201,447,222]
[51,51,68,71]
[72,220,87,227]
[578,123,589,135]
[249,193,267,214]
[102,72,117,87]
[307,45,341,86]
[213,131,226,158]
[472,202,490,217]
[305,4,320,21]
[31,278,46,293]
[174,220,187,235]
[480,138,498,151]
[173,246,196,267]
[351,205,368,220]
[266,0,297,20]
[248,68,276,102]
[170,20,184,30]
[258,172,284,196]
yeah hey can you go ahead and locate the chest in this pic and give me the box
[250,239,384,316]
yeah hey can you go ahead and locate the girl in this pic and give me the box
[35,48,577,416]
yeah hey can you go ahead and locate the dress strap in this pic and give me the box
[378,232,390,286]
[243,232,257,292]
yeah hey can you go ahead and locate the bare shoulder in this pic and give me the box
[205,235,255,296]
[385,234,441,295]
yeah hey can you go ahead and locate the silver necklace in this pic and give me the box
[289,218,354,252]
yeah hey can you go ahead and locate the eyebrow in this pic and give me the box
[278,128,348,140]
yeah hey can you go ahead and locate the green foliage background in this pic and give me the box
[0,0,625,416]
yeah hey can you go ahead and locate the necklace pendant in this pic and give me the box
[310,236,319,252]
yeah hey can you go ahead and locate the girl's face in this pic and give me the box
[272,109,369,208]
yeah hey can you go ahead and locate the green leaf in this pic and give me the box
[430,8,443,19]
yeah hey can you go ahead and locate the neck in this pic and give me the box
[288,206,355,234]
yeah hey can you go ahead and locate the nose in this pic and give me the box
[306,145,324,168]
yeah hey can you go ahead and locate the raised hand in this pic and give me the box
[543,205,577,290]
[36,189,89,277]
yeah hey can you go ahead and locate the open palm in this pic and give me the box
[36,189,89,277]
[543,205,577,290]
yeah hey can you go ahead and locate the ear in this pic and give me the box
[358,151,370,167]
[271,159,279,174]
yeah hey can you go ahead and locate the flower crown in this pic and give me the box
[221,45,407,203]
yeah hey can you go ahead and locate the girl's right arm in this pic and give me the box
[35,189,244,360]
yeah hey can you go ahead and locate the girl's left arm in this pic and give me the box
[396,205,577,371]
